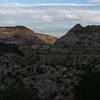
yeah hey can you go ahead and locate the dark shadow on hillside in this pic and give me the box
[0,42,24,56]
[74,72,100,100]
[0,80,40,100]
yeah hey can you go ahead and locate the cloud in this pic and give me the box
[88,0,100,2]
[0,3,100,37]
[0,0,16,3]
[0,0,8,2]
[42,15,53,22]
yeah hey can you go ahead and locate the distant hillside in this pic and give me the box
[0,26,34,35]
[0,26,57,44]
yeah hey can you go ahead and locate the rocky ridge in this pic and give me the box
[0,24,100,100]
[0,26,57,44]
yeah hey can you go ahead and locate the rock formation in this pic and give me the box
[34,33,57,44]
[0,24,100,100]
[0,42,23,56]
[36,24,100,100]
[0,26,57,44]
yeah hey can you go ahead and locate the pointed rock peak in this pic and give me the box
[70,24,100,33]
[68,24,83,33]
[71,24,83,32]
[74,24,82,28]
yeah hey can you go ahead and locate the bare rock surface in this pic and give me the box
[0,24,100,100]
[0,26,57,44]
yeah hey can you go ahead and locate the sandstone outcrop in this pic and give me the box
[0,26,57,44]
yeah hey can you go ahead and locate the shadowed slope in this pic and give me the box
[0,42,23,56]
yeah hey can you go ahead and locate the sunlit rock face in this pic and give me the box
[0,26,53,65]
[0,26,35,35]
[0,26,57,44]
[0,26,48,47]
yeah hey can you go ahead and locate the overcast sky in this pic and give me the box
[0,0,100,37]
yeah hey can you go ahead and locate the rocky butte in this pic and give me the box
[0,26,57,44]
[0,24,100,100]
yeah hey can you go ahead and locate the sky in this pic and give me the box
[0,0,100,37]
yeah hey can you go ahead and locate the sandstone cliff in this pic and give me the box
[0,26,57,44]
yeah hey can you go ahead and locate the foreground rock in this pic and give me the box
[0,24,100,100]
[36,24,100,100]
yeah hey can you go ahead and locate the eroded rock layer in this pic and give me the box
[0,24,100,100]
